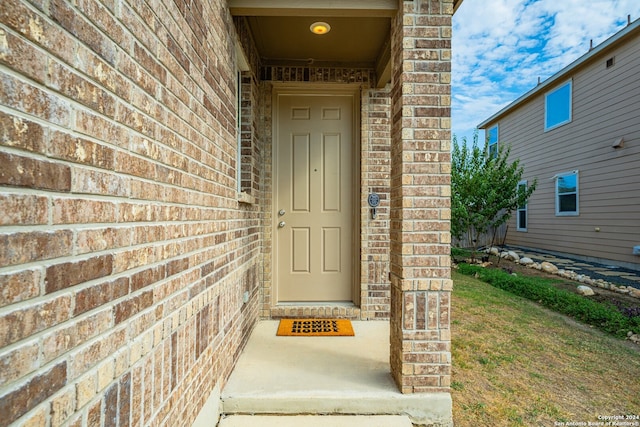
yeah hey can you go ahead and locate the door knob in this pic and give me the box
[278,221,286,228]
[279,209,286,216]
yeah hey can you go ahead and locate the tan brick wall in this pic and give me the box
[360,88,392,320]
[389,0,453,393]
[0,0,263,425]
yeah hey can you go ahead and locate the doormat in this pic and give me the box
[276,319,354,336]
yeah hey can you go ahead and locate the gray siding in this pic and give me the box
[490,29,640,268]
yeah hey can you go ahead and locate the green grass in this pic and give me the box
[457,263,640,337]
[451,271,640,427]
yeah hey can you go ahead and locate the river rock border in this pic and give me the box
[483,247,640,300]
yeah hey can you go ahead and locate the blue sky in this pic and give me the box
[452,0,640,146]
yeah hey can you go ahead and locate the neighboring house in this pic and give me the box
[0,0,460,426]
[479,18,640,271]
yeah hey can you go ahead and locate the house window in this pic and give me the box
[555,171,578,216]
[487,125,498,158]
[516,180,528,231]
[545,80,572,131]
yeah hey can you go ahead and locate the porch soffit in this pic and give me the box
[228,0,395,87]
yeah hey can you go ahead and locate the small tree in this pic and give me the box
[451,131,536,259]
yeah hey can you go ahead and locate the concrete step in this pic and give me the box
[220,321,452,426]
[218,415,414,427]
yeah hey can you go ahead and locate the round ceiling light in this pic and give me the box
[310,22,331,35]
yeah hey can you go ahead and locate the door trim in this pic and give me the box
[271,83,362,306]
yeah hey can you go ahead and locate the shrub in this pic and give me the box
[457,264,640,338]
[451,132,536,259]
[451,247,472,258]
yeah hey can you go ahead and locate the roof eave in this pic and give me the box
[478,18,640,129]
[453,0,464,14]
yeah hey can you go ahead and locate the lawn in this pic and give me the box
[451,271,640,427]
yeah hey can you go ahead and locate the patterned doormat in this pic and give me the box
[276,319,355,336]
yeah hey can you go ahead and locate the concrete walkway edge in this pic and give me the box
[218,415,414,427]
[222,393,452,424]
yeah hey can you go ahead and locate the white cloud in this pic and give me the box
[452,0,640,144]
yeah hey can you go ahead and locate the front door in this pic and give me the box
[275,93,354,302]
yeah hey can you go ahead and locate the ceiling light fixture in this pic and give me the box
[310,22,331,35]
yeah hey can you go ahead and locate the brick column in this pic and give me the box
[389,0,453,393]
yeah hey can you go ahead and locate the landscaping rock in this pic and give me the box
[576,285,595,296]
[541,261,559,274]
[468,250,640,302]
[506,251,520,262]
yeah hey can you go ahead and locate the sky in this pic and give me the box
[452,0,640,146]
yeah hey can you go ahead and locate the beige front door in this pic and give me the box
[275,93,354,302]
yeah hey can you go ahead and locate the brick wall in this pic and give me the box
[0,0,262,425]
[389,0,453,393]
[360,88,392,319]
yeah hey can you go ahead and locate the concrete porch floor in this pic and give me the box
[218,321,452,426]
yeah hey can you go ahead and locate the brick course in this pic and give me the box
[0,0,262,424]
[0,362,67,424]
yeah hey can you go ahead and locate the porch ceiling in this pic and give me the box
[229,0,395,87]
[244,16,391,67]
[229,0,463,87]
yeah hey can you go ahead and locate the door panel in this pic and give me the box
[322,228,341,272]
[322,134,341,211]
[291,228,310,272]
[292,134,310,212]
[276,94,353,302]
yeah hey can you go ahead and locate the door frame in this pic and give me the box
[271,83,362,307]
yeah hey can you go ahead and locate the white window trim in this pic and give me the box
[236,70,242,194]
[235,37,250,198]
[544,80,572,131]
[516,180,528,231]
[555,171,579,216]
